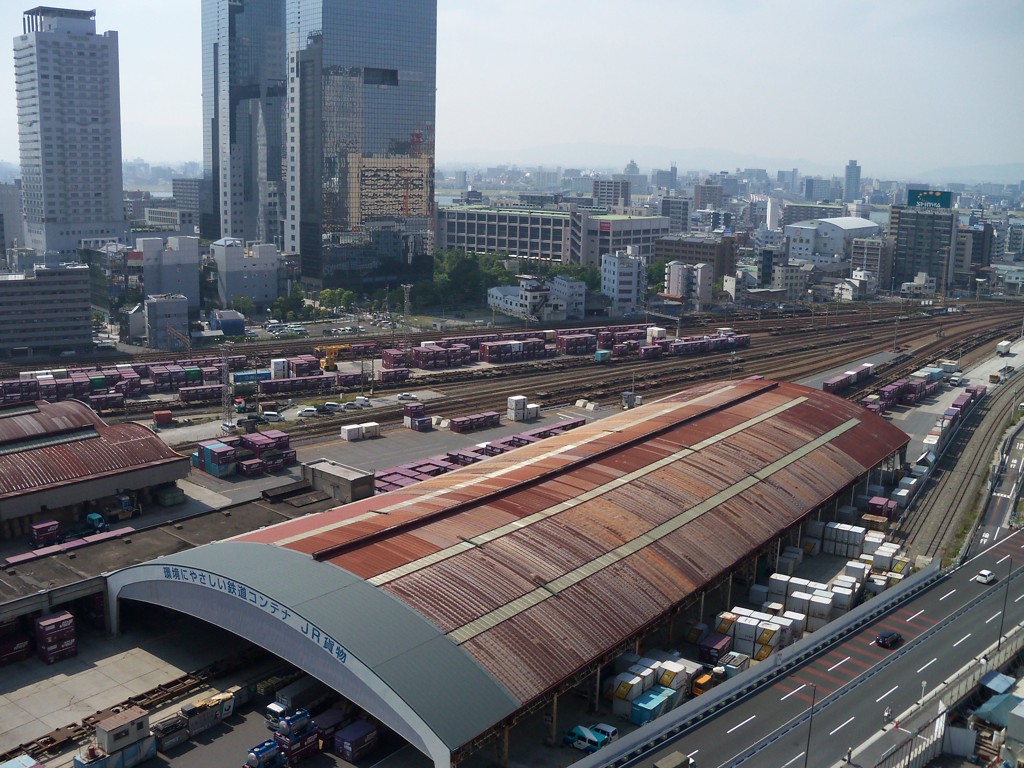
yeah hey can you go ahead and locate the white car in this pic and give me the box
[296,407,319,418]
[397,392,418,401]
[976,569,996,584]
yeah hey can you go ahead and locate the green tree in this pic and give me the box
[231,295,255,317]
[646,258,668,294]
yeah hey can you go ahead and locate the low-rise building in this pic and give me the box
[772,262,808,302]
[139,236,201,315]
[548,275,587,320]
[0,259,91,358]
[144,293,190,350]
[212,238,283,309]
[436,206,570,263]
[653,233,737,283]
[569,212,670,268]
[664,260,714,308]
[486,275,567,323]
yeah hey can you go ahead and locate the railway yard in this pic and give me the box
[2,299,1023,768]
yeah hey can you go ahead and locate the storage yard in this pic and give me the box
[1,304,1023,768]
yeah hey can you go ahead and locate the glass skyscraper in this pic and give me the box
[284,0,436,292]
[201,0,286,245]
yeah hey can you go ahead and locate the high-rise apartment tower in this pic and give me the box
[844,160,861,203]
[14,7,125,254]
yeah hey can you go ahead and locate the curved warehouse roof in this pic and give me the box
[0,400,188,501]
[109,379,909,764]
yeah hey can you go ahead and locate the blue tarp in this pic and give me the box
[980,671,1016,695]
[974,693,1021,727]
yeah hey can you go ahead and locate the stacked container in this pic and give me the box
[340,425,364,442]
[0,616,32,667]
[333,720,378,762]
[507,395,527,422]
[36,610,76,664]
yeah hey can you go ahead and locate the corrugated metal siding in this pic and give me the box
[234,380,908,708]
[0,403,188,497]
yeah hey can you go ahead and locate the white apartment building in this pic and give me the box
[664,261,713,306]
[211,238,282,308]
[486,275,567,323]
[138,236,201,315]
[772,263,807,302]
[548,275,586,320]
[14,7,125,254]
[601,250,645,316]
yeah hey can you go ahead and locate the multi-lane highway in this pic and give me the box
[623,530,1024,768]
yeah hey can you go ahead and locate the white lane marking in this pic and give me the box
[940,589,956,600]
[997,526,1003,540]
[830,716,855,735]
[998,554,1010,564]
[727,715,756,734]
[782,754,805,767]
[828,656,850,672]
[781,683,806,701]
[1015,593,1024,603]
[917,658,937,674]
[876,685,899,702]
[906,609,924,622]
[986,611,1003,624]
[953,633,972,647]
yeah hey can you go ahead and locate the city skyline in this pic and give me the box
[1,1,1023,182]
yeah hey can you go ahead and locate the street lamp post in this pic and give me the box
[803,684,817,768]
[999,558,1012,652]
[921,679,927,703]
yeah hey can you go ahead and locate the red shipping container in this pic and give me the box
[35,625,75,645]
[35,610,75,637]
[39,644,78,664]
[0,634,31,656]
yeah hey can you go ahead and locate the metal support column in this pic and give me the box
[593,667,601,713]
[546,694,558,746]
[699,591,705,623]
[725,572,733,611]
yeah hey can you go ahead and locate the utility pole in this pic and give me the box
[803,684,817,768]
[221,341,234,433]
[401,284,412,349]
[999,558,1012,651]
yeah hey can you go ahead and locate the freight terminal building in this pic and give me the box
[107,379,909,766]
[0,399,189,536]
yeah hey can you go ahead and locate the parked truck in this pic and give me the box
[58,513,109,543]
[264,676,333,729]
[997,340,1013,356]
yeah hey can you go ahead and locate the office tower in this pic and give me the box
[285,0,437,292]
[0,259,92,355]
[693,181,723,211]
[201,0,286,244]
[14,7,125,254]
[844,160,861,203]
[0,181,23,250]
[592,179,631,208]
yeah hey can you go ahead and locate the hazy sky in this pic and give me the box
[1,1,1022,180]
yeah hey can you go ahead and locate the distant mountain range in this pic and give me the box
[439,143,1024,186]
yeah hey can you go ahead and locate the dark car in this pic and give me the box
[875,630,903,649]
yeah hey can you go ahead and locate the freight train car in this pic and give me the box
[259,374,338,396]
[179,384,225,403]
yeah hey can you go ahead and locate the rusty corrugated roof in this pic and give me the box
[235,379,908,710]
[0,400,189,498]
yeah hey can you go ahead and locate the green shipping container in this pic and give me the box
[185,367,202,382]
[88,375,108,389]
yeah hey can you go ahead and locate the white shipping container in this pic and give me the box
[359,421,380,438]
[734,616,760,642]
[731,606,753,617]
[783,545,804,565]
[270,358,289,379]
[644,648,681,663]
[783,611,806,633]
[627,664,656,692]
[756,622,781,646]
[775,556,796,576]
[808,596,832,619]
[787,577,810,596]
[612,696,632,718]
[824,522,840,541]
[762,602,784,616]
[716,611,739,636]
[612,674,644,701]
[339,425,364,441]
[507,395,528,409]
[769,573,790,596]
[786,591,811,613]
[658,661,688,690]
[749,611,774,623]
[507,409,525,422]
[801,538,822,556]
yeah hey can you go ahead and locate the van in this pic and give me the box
[323,402,343,412]
[591,723,619,743]
[260,411,283,422]
[949,373,963,386]
[562,725,608,753]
